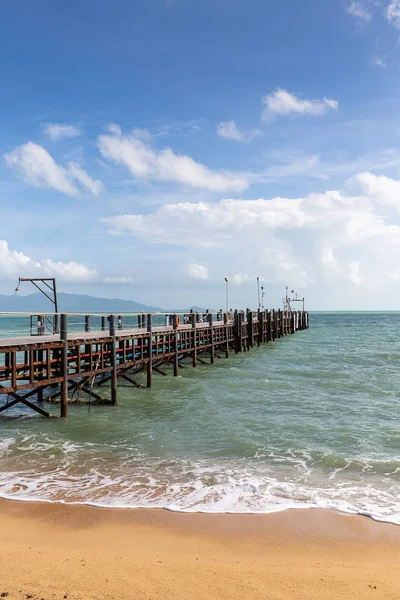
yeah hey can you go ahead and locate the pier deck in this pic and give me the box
[0,309,308,418]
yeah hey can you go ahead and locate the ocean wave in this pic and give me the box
[1,453,400,525]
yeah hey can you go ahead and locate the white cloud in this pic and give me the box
[217,120,260,143]
[348,261,362,285]
[5,142,77,195]
[184,263,209,280]
[67,163,104,195]
[0,240,99,283]
[232,273,250,284]
[103,276,134,284]
[37,259,99,282]
[352,172,400,210]
[262,88,338,121]
[321,248,339,270]
[4,142,103,196]
[261,148,400,182]
[370,55,388,69]
[0,240,31,276]
[347,1,372,23]
[98,125,248,193]
[101,172,400,290]
[386,0,400,29]
[42,123,82,141]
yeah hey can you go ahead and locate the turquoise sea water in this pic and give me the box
[1,312,400,523]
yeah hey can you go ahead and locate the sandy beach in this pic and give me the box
[0,500,399,599]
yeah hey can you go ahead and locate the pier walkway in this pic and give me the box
[0,309,308,418]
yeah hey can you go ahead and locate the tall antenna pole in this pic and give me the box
[257,277,260,309]
[225,277,229,313]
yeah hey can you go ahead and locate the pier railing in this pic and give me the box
[0,309,309,418]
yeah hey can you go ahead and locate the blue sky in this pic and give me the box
[2,0,400,310]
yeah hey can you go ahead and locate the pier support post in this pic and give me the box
[173,314,179,376]
[85,315,90,332]
[192,312,197,367]
[146,314,153,387]
[236,311,243,353]
[101,316,106,331]
[234,310,239,354]
[118,315,123,330]
[53,313,59,334]
[247,309,254,349]
[258,310,263,346]
[109,315,118,404]
[224,313,230,358]
[267,310,271,342]
[207,313,214,364]
[60,313,68,417]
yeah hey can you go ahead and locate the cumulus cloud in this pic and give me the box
[217,120,260,143]
[0,240,31,276]
[184,263,209,280]
[98,125,248,193]
[348,261,363,285]
[101,172,400,289]
[37,259,99,282]
[386,0,400,29]
[42,123,82,140]
[262,88,338,121]
[346,1,372,23]
[0,240,100,282]
[4,142,103,196]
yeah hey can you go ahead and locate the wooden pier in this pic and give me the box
[0,309,309,418]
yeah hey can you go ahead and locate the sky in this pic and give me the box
[2,0,400,310]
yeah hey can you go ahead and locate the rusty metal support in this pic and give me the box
[60,313,68,417]
[207,313,214,364]
[109,315,118,405]
[147,313,153,388]
[192,312,197,367]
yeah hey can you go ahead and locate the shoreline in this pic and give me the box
[1,498,400,599]
[1,491,399,527]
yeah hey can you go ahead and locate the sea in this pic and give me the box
[1,312,400,524]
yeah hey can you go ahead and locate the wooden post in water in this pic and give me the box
[191,312,197,367]
[237,312,243,353]
[258,310,263,346]
[118,315,123,330]
[85,315,90,332]
[109,315,118,404]
[233,310,239,353]
[247,309,254,349]
[60,313,68,417]
[37,349,44,402]
[224,312,230,358]
[147,313,153,387]
[173,314,179,376]
[207,313,214,364]
[101,316,106,331]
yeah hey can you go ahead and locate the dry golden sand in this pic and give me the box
[0,499,400,599]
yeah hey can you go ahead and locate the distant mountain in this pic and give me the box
[0,292,161,313]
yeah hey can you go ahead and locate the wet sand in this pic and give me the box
[0,499,400,599]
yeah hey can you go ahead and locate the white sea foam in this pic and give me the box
[1,451,400,525]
